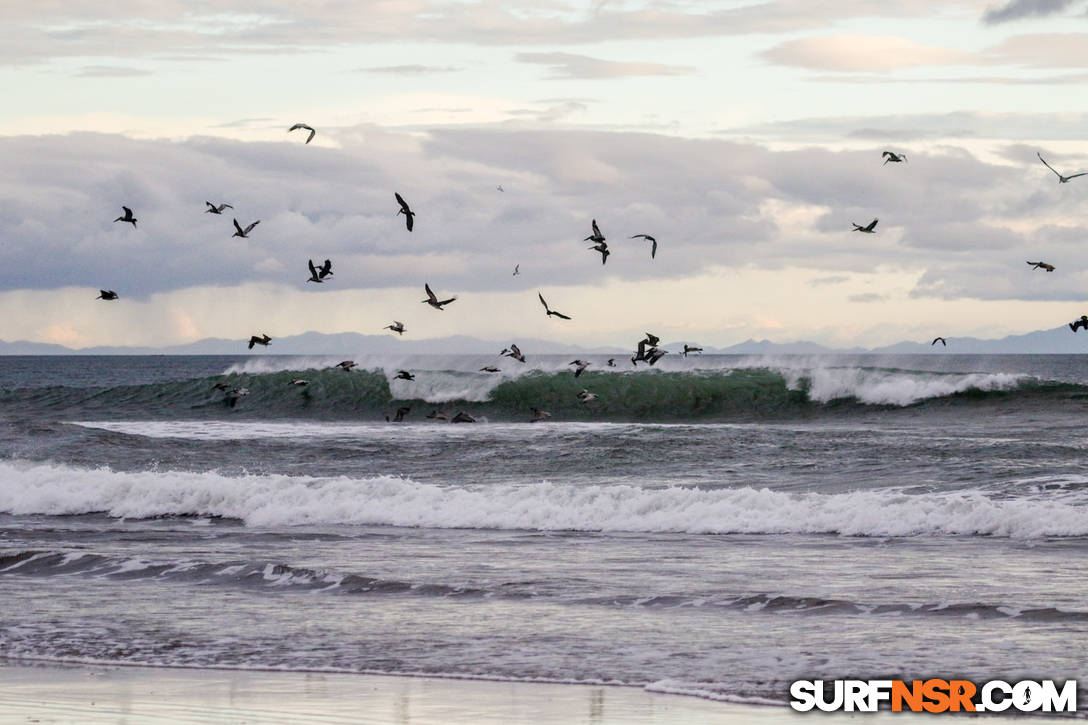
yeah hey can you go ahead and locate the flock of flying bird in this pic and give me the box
[93,129,1086,420]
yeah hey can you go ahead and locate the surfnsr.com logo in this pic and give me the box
[790,679,1077,713]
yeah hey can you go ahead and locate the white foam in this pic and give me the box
[1,460,1086,539]
[783,367,1024,406]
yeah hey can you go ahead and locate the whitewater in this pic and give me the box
[1,354,1087,709]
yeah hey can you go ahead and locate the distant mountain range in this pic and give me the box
[0,326,1085,355]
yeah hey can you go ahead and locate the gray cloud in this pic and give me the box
[725,111,1088,141]
[983,0,1081,23]
[848,293,888,303]
[516,52,695,79]
[0,124,1084,306]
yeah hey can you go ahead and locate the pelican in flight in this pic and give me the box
[395,192,415,231]
[386,406,411,423]
[630,234,658,259]
[426,409,449,421]
[385,321,406,335]
[205,202,233,214]
[248,334,271,349]
[114,206,137,228]
[529,407,551,422]
[451,411,477,423]
[394,370,415,381]
[589,241,610,265]
[1038,153,1086,184]
[479,366,500,373]
[289,379,309,386]
[852,219,878,233]
[225,387,249,408]
[539,292,572,320]
[512,264,520,276]
[606,358,616,367]
[96,290,118,301]
[288,123,316,144]
[569,359,591,378]
[232,218,260,238]
[497,185,504,192]
[882,151,907,165]
[1070,316,1088,333]
[931,337,946,346]
[577,389,598,403]
[501,344,525,363]
[1027,261,1055,272]
[336,360,356,371]
[422,283,457,310]
[307,259,333,283]
[584,219,605,244]
[682,344,703,356]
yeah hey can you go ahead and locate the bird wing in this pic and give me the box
[438,296,457,306]
[308,259,318,277]
[591,219,601,237]
[221,203,233,211]
[552,311,571,320]
[320,259,332,276]
[395,192,409,212]
[233,218,243,234]
[244,221,260,234]
[1066,172,1087,180]
[288,123,303,132]
[510,344,521,356]
[651,239,657,258]
[1038,153,1061,177]
[405,214,414,231]
[538,292,549,311]
[867,219,878,231]
[205,201,215,210]
[425,283,437,302]
[305,127,315,144]
[122,206,132,217]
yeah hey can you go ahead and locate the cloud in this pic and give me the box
[74,65,152,77]
[760,35,969,72]
[356,65,460,74]
[982,0,1081,23]
[848,293,888,303]
[725,111,1088,141]
[515,52,695,79]
[984,33,1088,67]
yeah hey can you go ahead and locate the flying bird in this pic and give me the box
[288,123,316,144]
[232,218,260,238]
[538,292,572,320]
[882,151,907,165]
[606,359,616,367]
[225,387,249,408]
[422,283,457,310]
[479,366,500,373]
[501,344,526,363]
[114,206,137,228]
[426,409,449,421]
[630,234,658,259]
[577,389,598,403]
[852,219,878,233]
[306,258,333,283]
[205,202,233,214]
[288,379,309,386]
[394,370,415,381]
[1070,316,1088,333]
[1038,153,1086,184]
[682,345,703,356]
[931,337,946,346]
[497,185,504,192]
[584,219,605,244]
[336,360,357,371]
[248,334,271,349]
[395,192,415,231]
[569,359,591,377]
[588,241,610,265]
[386,406,411,423]
[451,411,477,423]
[96,290,118,301]
[1027,261,1055,272]
[529,407,551,423]
[385,321,406,335]
[512,264,520,276]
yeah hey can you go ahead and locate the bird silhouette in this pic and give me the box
[395,192,415,231]
[882,151,907,165]
[288,123,316,144]
[1027,261,1055,272]
[630,234,657,258]
[852,219,878,233]
[931,337,946,346]
[538,292,572,320]
[205,202,233,214]
[385,321,406,335]
[114,206,137,228]
[1038,153,1086,184]
[422,283,457,310]
[248,334,271,349]
[95,290,118,301]
[232,218,260,238]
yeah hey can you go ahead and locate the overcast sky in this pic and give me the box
[3,0,1088,349]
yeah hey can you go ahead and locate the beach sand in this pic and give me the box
[0,663,1067,724]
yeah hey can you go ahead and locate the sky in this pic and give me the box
[3,0,1088,350]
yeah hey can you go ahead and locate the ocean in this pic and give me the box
[1,353,1087,708]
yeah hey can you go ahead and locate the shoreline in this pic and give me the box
[0,661,1071,724]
